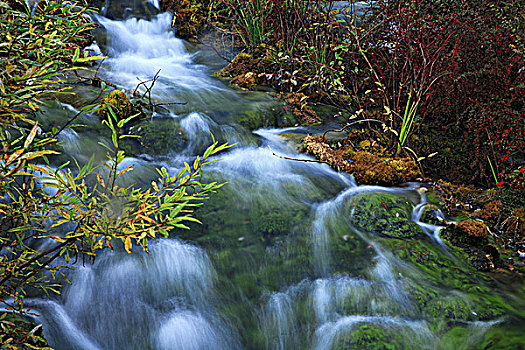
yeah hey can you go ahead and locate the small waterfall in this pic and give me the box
[31,301,102,350]
[36,240,239,350]
[313,315,435,350]
[155,310,237,350]
[96,13,214,94]
[411,193,448,246]
[261,291,298,350]
[312,276,375,323]
[147,0,160,10]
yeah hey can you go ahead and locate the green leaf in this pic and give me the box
[72,47,80,62]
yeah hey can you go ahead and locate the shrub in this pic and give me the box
[1,2,231,347]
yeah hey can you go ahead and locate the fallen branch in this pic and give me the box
[269,145,328,165]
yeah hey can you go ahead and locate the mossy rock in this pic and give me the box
[350,151,421,185]
[99,90,136,121]
[215,53,254,78]
[348,193,422,238]
[123,117,188,156]
[406,281,506,324]
[442,220,487,248]
[234,104,297,131]
[479,324,525,350]
[332,324,405,350]
[162,0,204,39]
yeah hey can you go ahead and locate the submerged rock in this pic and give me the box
[234,102,297,131]
[348,193,422,238]
[123,117,188,156]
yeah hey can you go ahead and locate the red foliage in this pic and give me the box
[360,0,525,186]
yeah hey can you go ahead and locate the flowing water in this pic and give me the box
[31,9,525,350]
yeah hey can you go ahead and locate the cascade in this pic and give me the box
[31,8,524,350]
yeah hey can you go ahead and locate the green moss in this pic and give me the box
[480,323,525,350]
[390,238,508,325]
[332,324,404,350]
[348,193,422,238]
[99,90,136,121]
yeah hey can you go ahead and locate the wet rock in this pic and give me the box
[91,26,108,53]
[50,70,103,109]
[234,103,297,131]
[348,193,422,238]
[469,251,496,272]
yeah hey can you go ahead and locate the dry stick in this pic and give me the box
[268,145,328,165]
[134,69,161,108]
[322,118,385,139]
[133,70,186,115]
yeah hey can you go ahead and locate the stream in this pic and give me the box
[30,8,524,350]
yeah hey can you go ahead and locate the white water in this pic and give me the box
[38,239,239,349]
[96,13,217,94]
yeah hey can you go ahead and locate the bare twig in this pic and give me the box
[322,118,385,139]
[269,145,328,165]
[132,70,186,115]
[194,35,234,64]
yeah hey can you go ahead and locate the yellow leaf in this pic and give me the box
[97,172,105,187]
[138,214,156,224]
[76,55,107,63]
[152,181,159,192]
[117,164,134,177]
[5,149,23,166]
[124,236,132,253]
[29,164,53,176]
